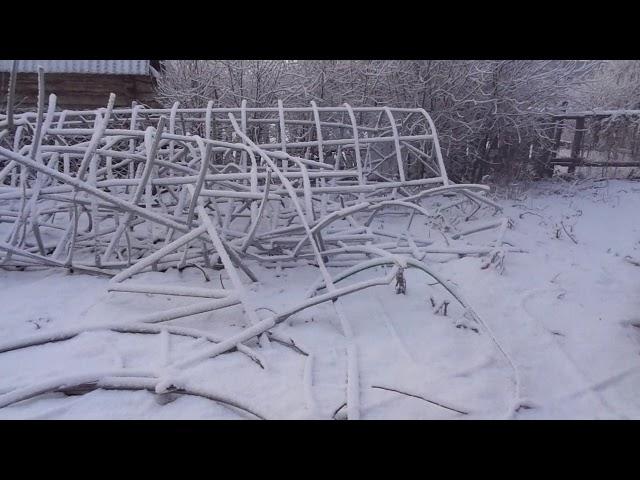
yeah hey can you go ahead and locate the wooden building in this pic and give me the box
[0,60,162,110]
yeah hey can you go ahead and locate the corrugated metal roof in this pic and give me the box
[0,60,150,75]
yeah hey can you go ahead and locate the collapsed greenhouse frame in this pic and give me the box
[0,72,521,419]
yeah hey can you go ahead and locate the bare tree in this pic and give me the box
[155,59,600,181]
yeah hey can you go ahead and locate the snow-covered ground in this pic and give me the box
[0,178,639,419]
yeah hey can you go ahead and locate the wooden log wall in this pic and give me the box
[0,72,161,110]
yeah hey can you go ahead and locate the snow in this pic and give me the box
[0,178,639,419]
[0,60,150,76]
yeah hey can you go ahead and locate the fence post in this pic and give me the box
[568,116,585,174]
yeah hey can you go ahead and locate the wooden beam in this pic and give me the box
[550,159,640,168]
